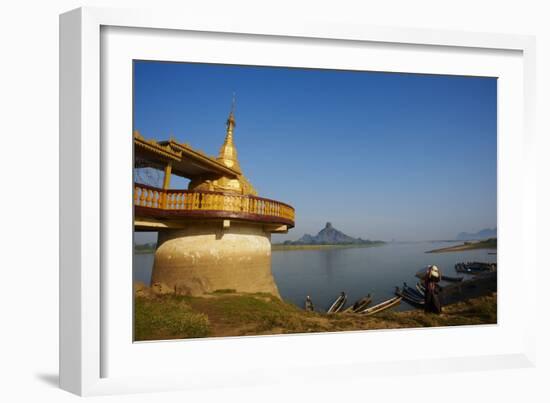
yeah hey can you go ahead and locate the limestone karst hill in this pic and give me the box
[285,222,381,245]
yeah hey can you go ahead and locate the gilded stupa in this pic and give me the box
[188,99,257,196]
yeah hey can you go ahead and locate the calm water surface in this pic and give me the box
[134,241,497,312]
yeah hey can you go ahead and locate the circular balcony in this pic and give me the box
[134,184,295,229]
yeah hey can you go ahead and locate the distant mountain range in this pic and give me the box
[456,228,497,241]
[283,222,382,245]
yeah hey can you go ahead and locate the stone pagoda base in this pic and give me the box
[150,221,280,297]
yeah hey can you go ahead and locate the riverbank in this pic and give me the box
[134,248,155,254]
[134,286,496,341]
[425,238,496,253]
[134,244,156,254]
[272,242,385,251]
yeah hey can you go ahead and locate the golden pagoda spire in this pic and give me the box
[217,94,241,172]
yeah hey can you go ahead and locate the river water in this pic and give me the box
[134,241,497,312]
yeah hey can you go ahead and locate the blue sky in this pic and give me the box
[134,61,496,242]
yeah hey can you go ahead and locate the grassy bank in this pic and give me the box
[272,242,385,252]
[134,290,496,341]
[426,238,497,253]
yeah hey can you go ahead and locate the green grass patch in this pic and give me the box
[185,293,325,334]
[134,295,209,341]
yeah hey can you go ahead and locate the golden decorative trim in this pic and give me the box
[134,185,295,223]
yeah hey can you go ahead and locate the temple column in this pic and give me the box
[161,162,172,208]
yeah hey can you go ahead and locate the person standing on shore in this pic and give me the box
[305,295,315,312]
[424,265,442,314]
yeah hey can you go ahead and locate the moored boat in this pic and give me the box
[403,282,424,300]
[360,296,402,316]
[396,286,425,307]
[455,261,496,274]
[343,294,373,313]
[327,292,347,313]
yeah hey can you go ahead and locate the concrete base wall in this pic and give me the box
[151,222,280,297]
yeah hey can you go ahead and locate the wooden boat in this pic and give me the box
[327,292,347,313]
[343,295,373,313]
[360,296,402,316]
[304,296,315,312]
[403,286,424,301]
[403,283,424,300]
[395,286,425,307]
[352,295,373,313]
[467,261,496,271]
[455,262,496,274]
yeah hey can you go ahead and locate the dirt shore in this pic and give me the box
[134,285,497,341]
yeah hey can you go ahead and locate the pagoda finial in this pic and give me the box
[226,92,236,133]
[218,94,241,172]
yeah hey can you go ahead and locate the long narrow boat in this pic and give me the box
[343,295,373,313]
[466,261,496,271]
[416,282,426,296]
[455,262,496,274]
[327,293,347,313]
[360,296,402,316]
[403,283,424,300]
[352,295,373,313]
[396,287,425,307]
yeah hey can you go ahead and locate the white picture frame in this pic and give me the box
[59,6,537,396]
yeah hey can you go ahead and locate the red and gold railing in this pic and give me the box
[134,184,295,226]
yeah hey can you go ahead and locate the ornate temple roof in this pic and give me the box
[134,100,258,196]
[134,130,240,179]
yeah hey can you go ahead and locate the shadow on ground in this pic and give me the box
[35,373,59,388]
